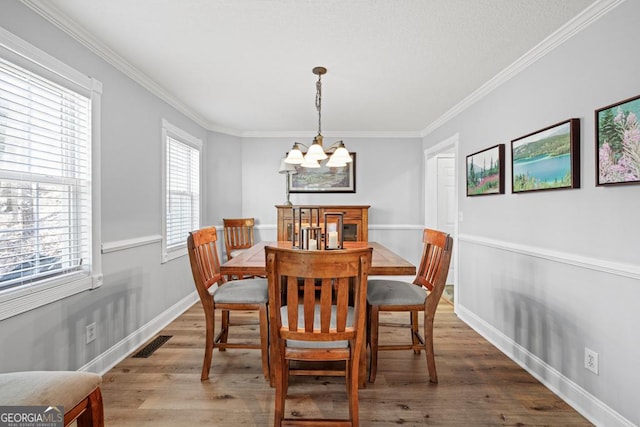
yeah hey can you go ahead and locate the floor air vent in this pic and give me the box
[132,335,172,358]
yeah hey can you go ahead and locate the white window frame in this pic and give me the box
[161,119,201,263]
[0,27,102,321]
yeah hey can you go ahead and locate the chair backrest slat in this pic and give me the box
[336,277,349,332]
[286,276,298,332]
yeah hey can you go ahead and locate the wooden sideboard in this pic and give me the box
[275,205,370,242]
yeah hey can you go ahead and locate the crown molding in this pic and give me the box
[20,0,221,132]
[21,0,413,139]
[420,0,625,138]
[239,130,422,139]
[21,0,623,139]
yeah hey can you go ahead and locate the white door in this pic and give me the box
[425,134,458,307]
[436,154,455,284]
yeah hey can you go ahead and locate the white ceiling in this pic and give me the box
[25,0,596,136]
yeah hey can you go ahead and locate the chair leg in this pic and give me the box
[348,357,360,427]
[368,305,379,383]
[274,355,286,427]
[258,303,270,380]
[201,309,215,381]
[366,304,371,351]
[283,359,290,398]
[410,310,421,354]
[424,311,438,384]
[74,388,104,427]
[216,310,230,351]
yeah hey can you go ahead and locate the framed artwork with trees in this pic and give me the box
[511,119,580,193]
[466,144,505,196]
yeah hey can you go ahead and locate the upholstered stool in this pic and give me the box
[0,371,104,427]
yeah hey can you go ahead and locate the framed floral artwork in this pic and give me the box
[596,94,640,186]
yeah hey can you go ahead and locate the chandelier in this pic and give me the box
[284,66,352,168]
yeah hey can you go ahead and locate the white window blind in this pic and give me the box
[0,56,92,291]
[162,120,200,262]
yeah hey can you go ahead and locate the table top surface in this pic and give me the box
[220,241,416,276]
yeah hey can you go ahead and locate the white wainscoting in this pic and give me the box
[458,234,640,280]
[101,234,163,254]
[101,228,224,254]
[457,233,636,427]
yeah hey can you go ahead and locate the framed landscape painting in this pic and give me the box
[595,94,640,186]
[466,144,505,196]
[290,153,356,193]
[511,119,580,193]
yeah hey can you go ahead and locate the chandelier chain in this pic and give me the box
[315,74,322,135]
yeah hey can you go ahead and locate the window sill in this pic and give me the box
[0,273,100,321]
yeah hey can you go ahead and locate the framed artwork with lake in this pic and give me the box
[289,153,356,193]
[466,144,505,196]
[595,94,640,186]
[511,119,580,193]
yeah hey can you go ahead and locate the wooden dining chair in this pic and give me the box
[367,228,453,384]
[222,218,255,261]
[265,246,372,427]
[0,371,104,427]
[187,226,269,381]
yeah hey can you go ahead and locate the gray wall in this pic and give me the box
[423,2,639,425]
[0,1,205,373]
[0,1,425,376]
[236,136,425,264]
[204,131,243,226]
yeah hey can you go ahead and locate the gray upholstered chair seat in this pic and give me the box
[281,304,354,348]
[211,278,268,304]
[0,371,102,420]
[367,279,427,306]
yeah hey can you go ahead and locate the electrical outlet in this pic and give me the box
[584,347,598,375]
[86,322,96,344]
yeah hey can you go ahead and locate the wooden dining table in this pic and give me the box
[220,240,416,278]
[220,240,416,388]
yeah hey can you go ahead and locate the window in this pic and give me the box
[161,119,201,262]
[0,27,101,320]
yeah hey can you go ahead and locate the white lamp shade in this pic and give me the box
[305,141,328,161]
[285,147,304,164]
[279,158,297,174]
[326,154,347,168]
[330,145,352,163]
[301,156,321,168]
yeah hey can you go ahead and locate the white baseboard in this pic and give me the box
[456,304,634,427]
[79,291,199,375]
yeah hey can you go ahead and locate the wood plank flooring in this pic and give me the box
[100,300,592,426]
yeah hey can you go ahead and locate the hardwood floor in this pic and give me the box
[100,300,592,426]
